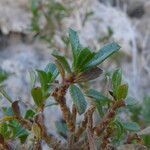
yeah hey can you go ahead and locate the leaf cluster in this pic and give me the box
[0,29,147,150]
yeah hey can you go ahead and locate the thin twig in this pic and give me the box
[86,106,96,150]
[75,106,95,141]
[94,100,125,136]
[125,133,143,145]
[100,126,113,149]
[52,82,75,132]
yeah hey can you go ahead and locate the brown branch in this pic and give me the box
[52,83,75,132]
[75,106,95,141]
[94,100,125,136]
[125,133,143,145]
[33,140,42,150]
[100,126,113,149]
[11,113,62,149]
[67,105,77,149]
[59,97,75,132]
[34,113,62,149]
[87,106,96,150]
[0,134,11,150]
[18,117,32,130]
[72,104,77,125]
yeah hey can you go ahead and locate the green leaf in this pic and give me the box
[2,107,14,116]
[69,28,80,59]
[75,47,95,71]
[85,89,110,104]
[8,121,28,143]
[30,0,39,14]
[123,122,140,131]
[0,68,9,83]
[75,67,102,82]
[37,70,49,92]
[19,134,29,143]
[83,42,121,69]
[29,69,36,88]
[141,96,150,124]
[86,89,110,117]
[52,54,71,73]
[142,135,150,148]
[55,60,65,79]
[69,85,87,115]
[13,126,28,140]
[0,123,11,139]
[55,120,67,139]
[116,84,128,100]
[24,109,36,119]
[45,63,59,81]
[31,87,43,107]
[36,67,56,96]
[69,28,81,68]
[114,119,124,140]
[112,69,122,96]
[53,2,67,11]
[0,89,13,103]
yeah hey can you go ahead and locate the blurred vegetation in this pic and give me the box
[30,0,70,48]
[128,96,150,148]
[0,68,9,84]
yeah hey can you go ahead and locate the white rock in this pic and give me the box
[0,0,30,34]
[63,0,134,55]
[0,42,50,101]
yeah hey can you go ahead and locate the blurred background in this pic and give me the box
[0,0,150,142]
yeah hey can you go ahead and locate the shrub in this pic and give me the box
[0,29,147,149]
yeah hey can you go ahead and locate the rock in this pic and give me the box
[136,1,150,35]
[99,0,147,18]
[127,3,145,18]
[0,0,30,34]
[144,1,150,16]
[126,0,146,18]
[0,42,50,103]
[130,1,150,97]
[62,0,134,56]
[0,0,135,56]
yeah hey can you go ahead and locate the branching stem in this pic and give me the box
[94,100,125,136]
